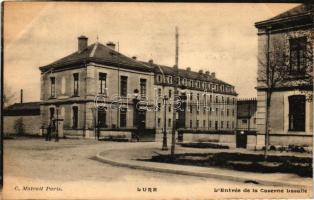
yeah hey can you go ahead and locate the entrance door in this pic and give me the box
[236,131,247,148]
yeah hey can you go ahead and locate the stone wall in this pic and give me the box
[4,115,41,135]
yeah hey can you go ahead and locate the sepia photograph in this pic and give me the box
[1,1,313,199]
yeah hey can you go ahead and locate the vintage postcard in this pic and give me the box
[1,1,313,199]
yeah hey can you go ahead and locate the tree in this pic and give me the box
[3,83,17,107]
[14,117,25,136]
[258,29,313,159]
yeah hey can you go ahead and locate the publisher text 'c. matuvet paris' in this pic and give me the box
[214,188,308,193]
[21,186,62,192]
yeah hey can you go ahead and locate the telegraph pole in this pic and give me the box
[171,27,179,157]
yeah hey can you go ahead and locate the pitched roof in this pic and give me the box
[255,4,313,28]
[142,61,232,86]
[39,43,153,73]
[4,102,40,116]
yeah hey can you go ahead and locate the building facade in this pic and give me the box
[254,4,313,149]
[39,35,237,144]
[143,61,237,145]
[39,37,156,140]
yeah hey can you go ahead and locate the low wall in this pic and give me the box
[182,133,236,148]
[3,115,41,135]
[247,134,313,150]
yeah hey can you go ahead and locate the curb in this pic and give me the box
[95,152,310,188]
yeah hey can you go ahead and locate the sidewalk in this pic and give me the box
[95,142,312,188]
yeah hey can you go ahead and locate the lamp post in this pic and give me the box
[55,105,59,142]
[162,95,168,150]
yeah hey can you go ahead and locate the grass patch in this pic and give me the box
[144,152,312,177]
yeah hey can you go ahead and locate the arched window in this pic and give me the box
[289,95,305,131]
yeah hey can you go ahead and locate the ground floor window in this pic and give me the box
[289,95,305,131]
[97,109,107,128]
[72,106,78,129]
[49,107,55,120]
[120,108,127,128]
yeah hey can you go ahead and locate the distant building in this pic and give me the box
[3,102,41,135]
[254,4,313,149]
[236,99,257,148]
[144,61,237,145]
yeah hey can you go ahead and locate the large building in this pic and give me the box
[143,61,237,145]
[254,4,313,149]
[39,36,237,144]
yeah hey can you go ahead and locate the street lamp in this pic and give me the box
[162,95,169,150]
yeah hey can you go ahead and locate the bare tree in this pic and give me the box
[3,83,17,107]
[258,30,313,159]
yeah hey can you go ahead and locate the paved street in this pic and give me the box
[2,139,312,199]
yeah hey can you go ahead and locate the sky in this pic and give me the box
[4,2,298,103]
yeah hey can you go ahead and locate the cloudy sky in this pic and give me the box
[4,2,298,103]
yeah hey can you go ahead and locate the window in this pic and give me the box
[232,109,235,116]
[227,97,230,104]
[254,118,256,124]
[140,79,147,98]
[227,109,230,116]
[190,120,192,128]
[157,75,162,83]
[168,89,172,98]
[232,121,234,129]
[157,103,161,112]
[50,77,55,98]
[72,106,78,129]
[222,96,224,103]
[289,95,305,131]
[168,119,171,127]
[190,105,193,113]
[97,109,107,128]
[221,121,224,128]
[242,119,248,124]
[215,108,218,115]
[216,96,219,103]
[197,93,200,101]
[158,88,162,97]
[290,37,307,74]
[120,108,127,128]
[120,76,128,97]
[203,120,206,128]
[215,121,218,130]
[99,73,107,94]
[196,120,199,128]
[190,92,193,100]
[227,121,229,128]
[209,120,212,128]
[210,95,212,103]
[168,104,172,112]
[168,76,173,84]
[73,73,79,96]
[221,109,224,116]
[49,107,55,120]
[157,118,161,128]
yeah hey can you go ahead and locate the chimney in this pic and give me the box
[205,71,210,76]
[148,59,154,64]
[20,89,23,103]
[199,70,203,74]
[186,67,191,71]
[132,56,137,60]
[211,72,216,78]
[106,41,116,50]
[78,35,88,52]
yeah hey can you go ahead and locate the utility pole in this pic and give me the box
[162,94,168,150]
[171,27,179,157]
